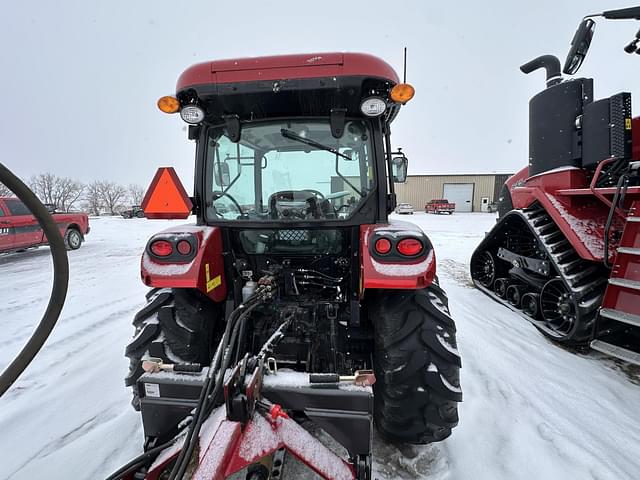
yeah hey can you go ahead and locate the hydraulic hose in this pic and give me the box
[0,162,69,397]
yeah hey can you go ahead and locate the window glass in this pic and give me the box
[206,119,374,222]
[5,199,31,216]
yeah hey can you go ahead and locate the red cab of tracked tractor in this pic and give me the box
[118,53,461,479]
[471,7,640,365]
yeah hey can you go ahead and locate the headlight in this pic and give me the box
[360,97,387,117]
[180,105,205,124]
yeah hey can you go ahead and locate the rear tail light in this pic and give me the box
[397,238,423,256]
[176,240,192,255]
[150,240,173,257]
[374,238,392,255]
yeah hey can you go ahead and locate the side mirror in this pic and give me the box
[214,162,231,186]
[392,155,408,183]
[563,18,596,75]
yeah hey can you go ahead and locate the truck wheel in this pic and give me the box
[371,284,462,444]
[136,210,145,218]
[64,228,83,250]
[124,288,222,410]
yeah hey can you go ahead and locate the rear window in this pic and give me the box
[4,199,31,216]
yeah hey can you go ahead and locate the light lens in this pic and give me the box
[397,238,423,256]
[390,83,415,104]
[150,240,173,257]
[360,97,387,117]
[180,105,205,124]
[157,96,181,113]
[176,240,192,255]
[375,238,392,255]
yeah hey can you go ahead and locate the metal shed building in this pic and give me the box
[395,173,513,212]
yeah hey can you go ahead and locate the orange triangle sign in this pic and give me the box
[141,167,193,219]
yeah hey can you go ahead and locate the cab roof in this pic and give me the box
[176,52,399,92]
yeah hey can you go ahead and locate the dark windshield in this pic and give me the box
[205,119,374,222]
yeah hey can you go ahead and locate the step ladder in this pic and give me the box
[591,201,640,365]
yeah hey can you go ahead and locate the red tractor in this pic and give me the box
[471,7,640,365]
[119,53,461,479]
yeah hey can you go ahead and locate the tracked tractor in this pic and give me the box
[471,7,640,365]
[119,53,461,479]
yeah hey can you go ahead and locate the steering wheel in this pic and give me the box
[269,190,323,219]
[303,189,325,200]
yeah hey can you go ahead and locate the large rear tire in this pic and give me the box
[124,288,222,410]
[371,283,462,444]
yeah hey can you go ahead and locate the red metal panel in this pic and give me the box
[141,225,227,302]
[360,222,436,290]
[177,52,399,91]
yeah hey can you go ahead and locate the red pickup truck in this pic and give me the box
[0,197,90,253]
[425,199,456,214]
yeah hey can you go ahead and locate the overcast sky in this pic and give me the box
[1,0,638,192]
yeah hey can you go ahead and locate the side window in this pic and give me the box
[0,205,4,217]
[5,199,31,216]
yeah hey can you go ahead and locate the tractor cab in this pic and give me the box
[155,53,412,226]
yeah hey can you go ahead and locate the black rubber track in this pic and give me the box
[470,205,607,344]
[371,283,462,444]
[124,288,222,410]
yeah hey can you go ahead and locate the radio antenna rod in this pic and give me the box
[403,47,407,83]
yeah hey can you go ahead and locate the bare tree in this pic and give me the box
[128,184,145,206]
[83,181,104,216]
[99,181,127,215]
[29,173,58,205]
[28,173,85,211]
[0,182,12,197]
[57,177,85,211]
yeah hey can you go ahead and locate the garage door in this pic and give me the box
[443,183,474,212]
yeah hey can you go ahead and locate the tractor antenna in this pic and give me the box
[403,47,407,83]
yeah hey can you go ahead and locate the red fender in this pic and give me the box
[141,224,227,302]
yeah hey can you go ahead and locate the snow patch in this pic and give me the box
[371,250,433,277]
[545,194,605,258]
[142,253,193,276]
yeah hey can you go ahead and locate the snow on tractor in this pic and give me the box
[118,53,461,479]
[471,7,640,365]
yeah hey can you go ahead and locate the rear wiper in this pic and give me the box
[281,129,351,161]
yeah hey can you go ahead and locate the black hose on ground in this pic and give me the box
[0,162,69,397]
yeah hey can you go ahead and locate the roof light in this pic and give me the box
[375,238,392,255]
[180,105,205,124]
[397,238,423,256]
[360,97,387,117]
[150,240,173,257]
[390,83,415,104]
[157,96,180,113]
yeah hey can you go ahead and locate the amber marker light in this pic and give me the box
[389,83,415,104]
[157,96,181,113]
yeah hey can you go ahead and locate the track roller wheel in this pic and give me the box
[494,278,510,299]
[540,278,577,337]
[506,284,526,307]
[521,293,540,318]
[471,250,496,288]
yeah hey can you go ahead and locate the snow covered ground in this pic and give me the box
[0,213,639,480]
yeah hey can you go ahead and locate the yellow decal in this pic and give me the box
[625,118,632,130]
[205,264,221,292]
